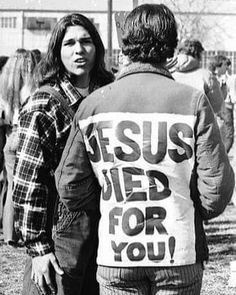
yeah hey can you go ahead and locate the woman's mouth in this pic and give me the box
[74,58,86,66]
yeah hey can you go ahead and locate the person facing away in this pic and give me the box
[12,13,113,295]
[0,49,37,246]
[55,4,235,295]
[172,39,224,115]
[171,40,231,153]
[208,54,234,153]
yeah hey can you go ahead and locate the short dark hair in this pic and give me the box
[208,55,228,72]
[35,13,113,87]
[31,49,42,64]
[122,4,178,64]
[226,58,231,67]
[177,39,204,60]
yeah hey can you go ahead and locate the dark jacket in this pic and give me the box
[55,62,234,267]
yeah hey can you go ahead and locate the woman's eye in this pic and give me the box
[81,38,93,44]
[63,40,75,46]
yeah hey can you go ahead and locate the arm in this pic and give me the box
[13,109,63,293]
[192,93,235,219]
[55,116,100,211]
[13,110,55,255]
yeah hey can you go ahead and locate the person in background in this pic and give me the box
[31,49,42,64]
[0,55,9,228]
[172,40,231,154]
[13,13,113,295]
[0,49,37,246]
[227,59,236,106]
[220,57,236,205]
[208,55,234,153]
[0,56,8,72]
[208,55,230,99]
[55,4,234,295]
[0,56,9,171]
[172,39,224,115]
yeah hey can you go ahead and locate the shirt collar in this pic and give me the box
[59,76,84,107]
[58,75,101,107]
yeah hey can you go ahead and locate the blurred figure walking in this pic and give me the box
[0,49,37,246]
[208,55,235,153]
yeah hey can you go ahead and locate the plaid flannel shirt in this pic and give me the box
[13,78,88,257]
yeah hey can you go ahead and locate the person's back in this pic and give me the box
[172,40,224,115]
[173,54,211,91]
[55,4,234,295]
[67,52,233,266]
[173,69,223,115]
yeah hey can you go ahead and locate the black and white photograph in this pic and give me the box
[0,1,236,294]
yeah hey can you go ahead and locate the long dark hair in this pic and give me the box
[122,4,178,64]
[34,13,113,87]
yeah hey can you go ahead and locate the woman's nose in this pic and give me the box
[74,42,83,53]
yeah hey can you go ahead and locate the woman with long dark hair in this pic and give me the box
[13,13,113,295]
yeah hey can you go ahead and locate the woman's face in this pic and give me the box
[60,25,96,87]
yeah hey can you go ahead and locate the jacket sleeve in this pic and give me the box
[192,93,235,220]
[55,116,100,211]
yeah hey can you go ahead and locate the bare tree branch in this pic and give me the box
[160,0,224,47]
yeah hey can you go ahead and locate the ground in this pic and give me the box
[0,203,235,295]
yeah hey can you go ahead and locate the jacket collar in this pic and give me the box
[116,61,174,81]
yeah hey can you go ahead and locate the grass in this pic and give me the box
[0,204,235,295]
[201,203,236,295]
[0,240,26,295]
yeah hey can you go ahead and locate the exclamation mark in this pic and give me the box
[169,236,175,264]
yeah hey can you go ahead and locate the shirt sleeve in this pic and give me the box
[192,93,235,219]
[55,116,100,211]
[13,109,56,257]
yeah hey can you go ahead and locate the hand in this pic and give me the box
[31,252,64,295]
